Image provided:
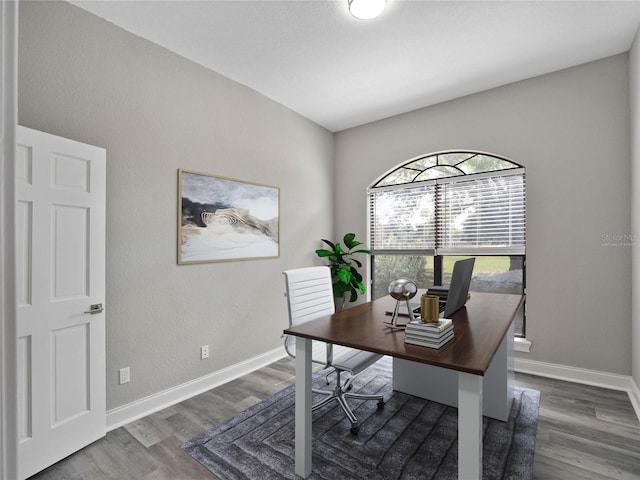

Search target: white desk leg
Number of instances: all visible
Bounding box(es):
[458,372,482,479]
[295,337,312,478]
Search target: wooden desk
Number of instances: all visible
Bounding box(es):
[283,291,524,479]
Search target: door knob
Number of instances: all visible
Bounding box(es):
[84,303,104,314]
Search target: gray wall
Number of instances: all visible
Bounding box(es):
[631,28,640,388]
[336,55,632,375]
[17,0,636,411]
[18,1,334,410]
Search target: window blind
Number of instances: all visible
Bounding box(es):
[369,183,436,251]
[437,172,525,255]
[369,169,525,255]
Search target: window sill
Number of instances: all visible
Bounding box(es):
[515,337,531,353]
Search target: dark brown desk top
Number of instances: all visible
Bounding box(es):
[283,292,524,376]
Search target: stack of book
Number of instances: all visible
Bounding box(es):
[404,318,454,349]
[426,285,449,301]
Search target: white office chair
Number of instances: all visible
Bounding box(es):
[283,266,384,435]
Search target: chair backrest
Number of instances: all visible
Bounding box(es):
[283,266,335,327]
[282,266,336,365]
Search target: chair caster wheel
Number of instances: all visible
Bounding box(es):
[350,425,359,435]
[377,399,385,409]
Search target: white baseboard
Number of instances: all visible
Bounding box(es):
[106,347,287,431]
[106,347,640,431]
[515,357,640,421]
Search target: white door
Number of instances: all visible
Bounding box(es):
[15,126,106,479]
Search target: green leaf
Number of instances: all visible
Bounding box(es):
[343,233,356,249]
[315,249,334,258]
[333,282,347,298]
[321,238,336,251]
[351,248,372,255]
[348,288,358,303]
[337,266,353,284]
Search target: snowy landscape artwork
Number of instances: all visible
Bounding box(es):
[178,169,280,264]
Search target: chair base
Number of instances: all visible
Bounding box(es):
[312,371,384,435]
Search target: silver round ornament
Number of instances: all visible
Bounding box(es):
[388,278,418,301]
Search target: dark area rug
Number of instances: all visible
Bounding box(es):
[182,358,540,480]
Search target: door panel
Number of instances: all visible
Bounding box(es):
[52,205,89,299]
[16,200,33,306]
[51,324,89,425]
[16,126,106,479]
[17,336,32,443]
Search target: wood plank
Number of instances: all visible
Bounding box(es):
[145,436,218,480]
[27,358,640,480]
[516,372,640,480]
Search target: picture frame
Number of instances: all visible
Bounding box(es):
[178,169,280,264]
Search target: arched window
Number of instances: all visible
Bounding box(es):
[368,151,526,336]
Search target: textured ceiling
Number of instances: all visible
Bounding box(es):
[71,0,640,131]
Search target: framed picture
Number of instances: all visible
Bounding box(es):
[178,169,280,264]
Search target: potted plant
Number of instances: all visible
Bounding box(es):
[315,233,371,310]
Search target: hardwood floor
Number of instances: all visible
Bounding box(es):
[29,358,640,480]
[516,373,640,480]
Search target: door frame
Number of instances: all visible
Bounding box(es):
[1,0,19,479]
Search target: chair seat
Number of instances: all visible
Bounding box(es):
[332,347,383,375]
[283,266,385,434]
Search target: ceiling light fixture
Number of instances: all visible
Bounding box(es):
[348,0,387,20]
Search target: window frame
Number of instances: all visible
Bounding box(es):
[368,151,526,337]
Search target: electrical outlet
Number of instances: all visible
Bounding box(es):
[119,367,130,385]
[201,345,210,360]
